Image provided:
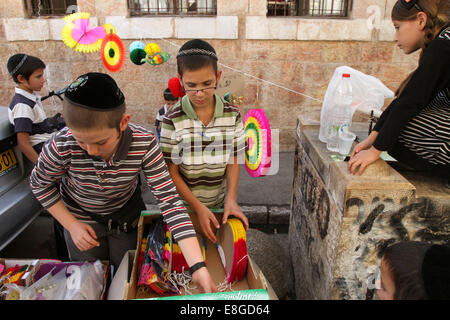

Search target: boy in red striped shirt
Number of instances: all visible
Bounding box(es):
[30,73,216,292]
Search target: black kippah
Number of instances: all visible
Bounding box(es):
[7,54,28,76]
[177,39,218,61]
[65,72,125,111]
[422,244,450,300]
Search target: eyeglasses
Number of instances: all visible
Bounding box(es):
[183,85,217,96]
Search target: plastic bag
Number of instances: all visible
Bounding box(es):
[319,66,394,143]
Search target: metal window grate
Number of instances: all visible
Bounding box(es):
[267,0,351,17]
[28,0,78,16]
[129,0,217,16]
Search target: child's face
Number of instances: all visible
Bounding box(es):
[377,258,395,300]
[70,114,130,161]
[19,68,46,93]
[165,99,178,109]
[180,66,222,110]
[392,17,426,54]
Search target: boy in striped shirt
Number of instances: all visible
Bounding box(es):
[160,39,248,243]
[30,72,216,292]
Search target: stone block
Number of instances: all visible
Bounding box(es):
[269,206,290,225]
[241,206,268,225]
[289,119,450,300]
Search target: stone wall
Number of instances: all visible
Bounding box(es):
[0,0,419,151]
[289,117,450,300]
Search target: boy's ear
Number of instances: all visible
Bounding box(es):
[119,113,131,132]
[16,74,27,84]
[216,70,222,83]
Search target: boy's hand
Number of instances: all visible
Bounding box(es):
[223,199,249,231]
[196,204,220,243]
[191,267,218,293]
[68,221,100,251]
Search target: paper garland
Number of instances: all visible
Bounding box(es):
[100,32,125,72]
[217,218,248,284]
[243,109,272,177]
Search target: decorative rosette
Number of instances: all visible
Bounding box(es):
[243,109,272,177]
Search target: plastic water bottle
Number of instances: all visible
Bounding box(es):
[326,73,353,153]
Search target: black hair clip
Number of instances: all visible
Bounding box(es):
[400,0,423,11]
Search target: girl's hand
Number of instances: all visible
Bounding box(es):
[196,204,220,243]
[348,146,382,176]
[68,220,100,251]
[350,131,378,158]
[191,266,218,293]
[223,199,249,231]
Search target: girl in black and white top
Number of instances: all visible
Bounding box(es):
[348,0,449,179]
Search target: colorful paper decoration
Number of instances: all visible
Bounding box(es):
[143,52,171,65]
[130,48,147,65]
[129,41,145,52]
[61,12,114,53]
[100,31,125,72]
[145,43,161,57]
[243,109,272,177]
[168,77,185,98]
[217,218,248,284]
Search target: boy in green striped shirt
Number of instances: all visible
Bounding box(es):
[160,39,248,243]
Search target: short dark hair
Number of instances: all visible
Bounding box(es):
[382,241,431,300]
[62,72,126,131]
[176,39,218,76]
[163,88,177,101]
[63,100,126,131]
[7,54,46,84]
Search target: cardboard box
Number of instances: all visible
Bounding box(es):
[0,258,110,300]
[107,213,278,300]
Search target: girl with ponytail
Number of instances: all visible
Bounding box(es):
[348,0,449,181]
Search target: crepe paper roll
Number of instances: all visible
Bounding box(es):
[217,218,248,284]
[243,109,272,177]
[100,32,125,72]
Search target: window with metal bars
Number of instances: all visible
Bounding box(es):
[129,0,217,16]
[25,0,78,16]
[267,0,352,17]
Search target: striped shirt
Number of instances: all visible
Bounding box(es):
[29,123,196,241]
[8,87,54,146]
[160,94,245,208]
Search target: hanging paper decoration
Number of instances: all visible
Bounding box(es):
[143,52,171,65]
[129,41,145,52]
[100,31,125,72]
[217,218,248,284]
[145,42,161,57]
[61,12,115,53]
[168,77,185,98]
[243,109,272,177]
[130,48,147,65]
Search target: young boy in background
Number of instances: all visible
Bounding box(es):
[155,87,178,140]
